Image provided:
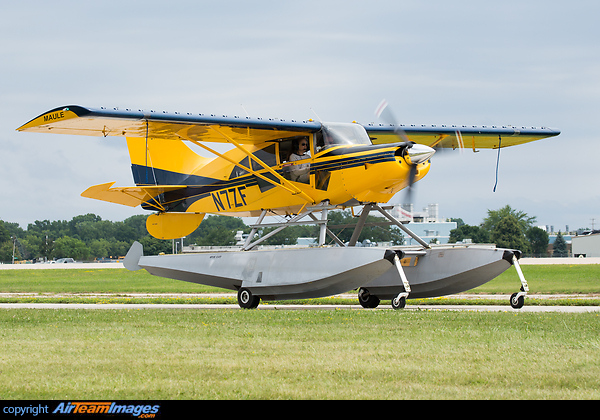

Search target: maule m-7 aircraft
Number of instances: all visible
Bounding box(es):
[18,104,559,309]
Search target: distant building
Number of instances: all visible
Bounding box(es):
[402,221,458,245]
[296,237,317,246]
[381,204,457,245]
[234,230,248,246]
[572,233,600,257]
[389,203,440,223]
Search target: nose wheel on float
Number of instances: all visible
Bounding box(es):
[358,250,531,311]
[389,250,410,310]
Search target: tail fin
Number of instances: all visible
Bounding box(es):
[126,137,212,185]
[123,241,144,271]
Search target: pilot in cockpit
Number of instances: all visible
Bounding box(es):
[288,137,311,183]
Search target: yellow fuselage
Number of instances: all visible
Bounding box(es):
[127,135,430,218]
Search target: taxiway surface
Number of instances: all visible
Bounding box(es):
[0,302,597,313]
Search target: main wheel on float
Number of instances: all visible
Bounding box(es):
[358,288,380,309]
[237,288,260,309]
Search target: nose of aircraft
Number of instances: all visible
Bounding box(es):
[405,144,436,165]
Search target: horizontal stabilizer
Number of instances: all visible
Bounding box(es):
[81,182,186,208]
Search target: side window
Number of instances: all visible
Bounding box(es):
[229,144,277,179]
[278,139,294,163]
[251,144,276,170]
[278,136,311,163]
[230,156,250,178]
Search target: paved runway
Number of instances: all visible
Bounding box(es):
[0,302,598,312]
[1,292,598,312]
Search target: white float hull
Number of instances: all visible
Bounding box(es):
[363,244,516,299]
[124,242,517,302]
[125,243,393,301]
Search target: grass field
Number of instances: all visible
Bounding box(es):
[1,264,599,294]
[0,264,599,306]
[1,265,599,399]
[473,264,600,294]
[1,308,599,399]
[0,268,213,294]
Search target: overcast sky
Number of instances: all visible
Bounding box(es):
[2,0,599,232]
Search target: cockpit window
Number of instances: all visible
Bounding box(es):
[316,123,372,152]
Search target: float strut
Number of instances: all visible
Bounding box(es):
[386,250,411,309]
[513,255,529,301]
[508,253,529,309]
[318,200,329,246]
[242,209,267,250]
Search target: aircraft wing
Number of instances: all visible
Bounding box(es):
[81,182,187,208]
[17,105,560,149]
[17,105,322,144]
[365,124,560,149]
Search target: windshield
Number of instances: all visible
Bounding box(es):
[319,123,372,149]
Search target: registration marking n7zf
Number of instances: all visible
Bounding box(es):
[212,186,247,211]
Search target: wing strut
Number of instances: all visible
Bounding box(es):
[208,125,315,203]
[180,126,315,204]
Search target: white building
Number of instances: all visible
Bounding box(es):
[572,233,600,257]
[381,204,457,245]
[389,203,440,223]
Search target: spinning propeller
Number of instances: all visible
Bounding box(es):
[375,100,435,205]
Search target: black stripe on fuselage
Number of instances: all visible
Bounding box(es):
[135,145,399,210]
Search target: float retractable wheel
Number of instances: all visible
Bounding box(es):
[391,295,406,310]
[510,292,525,309]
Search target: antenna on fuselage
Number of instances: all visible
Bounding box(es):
[309,108,323,123]
[240,104,250,118]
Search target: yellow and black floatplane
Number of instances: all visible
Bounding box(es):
[18,104,559,308]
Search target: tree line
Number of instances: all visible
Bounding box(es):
[0,210,404,263]
[0,214,158,263]
[448,205,559,257]
[0,204,557,263]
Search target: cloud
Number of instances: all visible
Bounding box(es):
[1,0,598,230]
